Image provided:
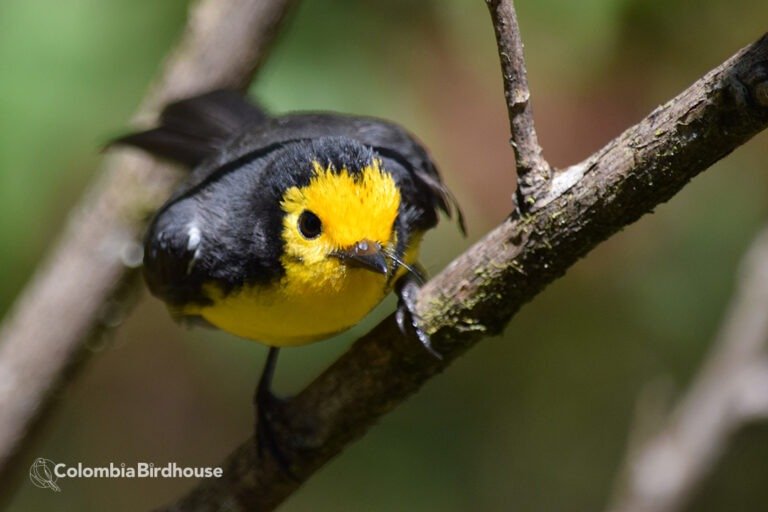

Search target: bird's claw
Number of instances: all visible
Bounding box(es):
[396,275,442,360]
[254,387,298,479]
[255,392,282,462]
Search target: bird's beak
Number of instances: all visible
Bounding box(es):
[331,240,388,275]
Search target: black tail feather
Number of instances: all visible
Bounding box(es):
[112,90,269,167]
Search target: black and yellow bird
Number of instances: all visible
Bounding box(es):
[115,90,463,464]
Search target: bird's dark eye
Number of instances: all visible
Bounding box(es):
[298,210,322,239]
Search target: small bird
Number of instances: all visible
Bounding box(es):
[115,90,463,467]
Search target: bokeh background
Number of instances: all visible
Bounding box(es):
[2,0,768,510]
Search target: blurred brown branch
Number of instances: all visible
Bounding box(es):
[485,0,551,209]
[0,0,296,494]
[608,225,768,512]
[160,25,768,512]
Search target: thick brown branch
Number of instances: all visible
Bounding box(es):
[607,226,768,512]
[485,0,551,208]
[161,33,768,512]
[0,0,296,487]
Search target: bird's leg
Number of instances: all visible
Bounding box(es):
[395,267,442,360]
[254,347,294,475]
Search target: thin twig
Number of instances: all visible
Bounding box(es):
[160,34,768,512]
[607,225,768,512]
[0,0,296,488]
[485,0,551,209]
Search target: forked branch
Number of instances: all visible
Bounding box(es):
[486,0,552,208]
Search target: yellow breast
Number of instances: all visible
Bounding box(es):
[194,265,388,346]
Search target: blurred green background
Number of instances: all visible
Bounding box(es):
[2,0,768,510]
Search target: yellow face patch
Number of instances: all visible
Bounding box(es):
[280,160,401,274]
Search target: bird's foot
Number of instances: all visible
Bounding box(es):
[395,275,442,360]
[254,385,298,479]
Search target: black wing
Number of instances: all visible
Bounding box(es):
[142,198,211,309]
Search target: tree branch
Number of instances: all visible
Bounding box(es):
[485,0,551,209]
[607,225,768,512]
[160,32,768,512]
[0,0,296,486]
